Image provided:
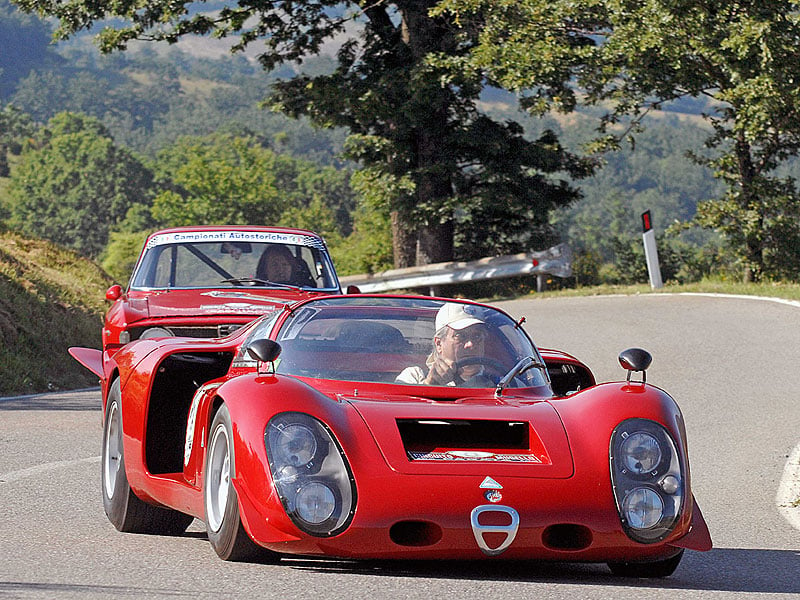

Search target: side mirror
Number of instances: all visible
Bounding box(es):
[618,348,652,383]
[105,284,123,301]
[247,339,282,364]
[346,284,361,294]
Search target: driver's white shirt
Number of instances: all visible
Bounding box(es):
[395,365,483,386]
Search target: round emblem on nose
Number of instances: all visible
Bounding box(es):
[485,490,503,503]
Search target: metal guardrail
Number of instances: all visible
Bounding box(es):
[339,243,572,294]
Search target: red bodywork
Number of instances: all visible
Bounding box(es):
[73,294,711,565]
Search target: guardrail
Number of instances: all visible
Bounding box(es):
[339,243,572,294]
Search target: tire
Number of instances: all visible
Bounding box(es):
[607,549,684,578]
[102,379,194,535]
[204,404,278,562]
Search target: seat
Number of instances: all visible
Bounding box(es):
[334,321,410,353]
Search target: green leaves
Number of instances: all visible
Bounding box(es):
[7,112,153,257]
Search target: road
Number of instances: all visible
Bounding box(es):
[1,294,798,599]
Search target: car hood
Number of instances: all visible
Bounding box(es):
[126,288,296,319]
[347,394,574,478]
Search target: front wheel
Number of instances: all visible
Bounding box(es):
[102,379,193,535]
[204,404,278,562]
[607,549,684,578]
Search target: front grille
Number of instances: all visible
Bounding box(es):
[163,324,244,339]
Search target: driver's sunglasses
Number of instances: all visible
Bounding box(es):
[452,329,487,344]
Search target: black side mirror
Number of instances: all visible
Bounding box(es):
[618,348,652,383]
[247,339,282,364]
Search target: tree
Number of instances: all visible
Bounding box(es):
[7,112,154,256]
[437,0,800,281]
[14,0,592,268]
[0,104,34,179]
[150,133,285,226]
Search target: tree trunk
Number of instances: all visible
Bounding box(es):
[417,219,454,265]
[400,1,455,267]
[391,210,417,268]
[735,135,763,282]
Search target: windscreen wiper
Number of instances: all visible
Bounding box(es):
[221,277,302,291]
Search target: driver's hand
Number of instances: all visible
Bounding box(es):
[425,354,457,385]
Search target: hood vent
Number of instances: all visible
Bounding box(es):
[398,418,541,463]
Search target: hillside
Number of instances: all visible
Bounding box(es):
[0,230,112,396]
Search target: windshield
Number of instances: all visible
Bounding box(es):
[129,232,338,291]
[244,296,549,390]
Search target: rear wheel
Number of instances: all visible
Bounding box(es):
[607,549,684,578]
[204,404,278,562]
[102,379,193,535]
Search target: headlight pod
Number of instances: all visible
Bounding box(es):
[265,412,356,537]
[610,418,684,543]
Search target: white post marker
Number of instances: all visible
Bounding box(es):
[641,210,663,289]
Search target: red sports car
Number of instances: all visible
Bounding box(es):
[102,225,341,356]
[70,295,711,577]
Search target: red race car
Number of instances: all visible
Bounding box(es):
[102,225,342,357]
[70,295,711,577]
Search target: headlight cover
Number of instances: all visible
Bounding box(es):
[265,412,356,537]
[610,418,684,543]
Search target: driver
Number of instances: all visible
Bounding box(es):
[396,303,490,386]
[256,244,297,284]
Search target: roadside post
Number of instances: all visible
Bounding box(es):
[641,210,663,289]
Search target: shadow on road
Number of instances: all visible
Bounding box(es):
[0,388,100,411]
[280,547,799,593]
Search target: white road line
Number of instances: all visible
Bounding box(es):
[0,456,101,483]
[777,443,800,531]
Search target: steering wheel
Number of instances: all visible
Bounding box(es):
[452,356,507,386]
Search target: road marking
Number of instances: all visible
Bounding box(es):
[0,456,101,484]
[777,442,800,531]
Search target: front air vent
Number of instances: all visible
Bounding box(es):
[397,419,533,464]
[542,524,593,550]
[389,521,443,547]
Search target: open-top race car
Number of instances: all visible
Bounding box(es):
[101,225,341,358]
[70,294,711,577]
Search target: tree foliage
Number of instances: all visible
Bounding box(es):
[14,0,593,268]
[7,112,154,257]
[438,0,800,281]
[0,104,35,179]
[150,133,283,226]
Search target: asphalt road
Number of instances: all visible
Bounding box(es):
[1,294,798,599]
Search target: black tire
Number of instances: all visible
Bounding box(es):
[102,378,194,535]
[607,549,684,578]
[204,404,279,562]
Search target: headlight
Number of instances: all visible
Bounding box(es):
[274,424,317,467]
[610,418,683,543]
[139,327,173,340]
[619,432,663,475]
[265,412,356,537]
[622,487,664,529]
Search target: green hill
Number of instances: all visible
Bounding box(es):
[0,230,112,396]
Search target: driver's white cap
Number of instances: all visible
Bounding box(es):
[435,303,484,332]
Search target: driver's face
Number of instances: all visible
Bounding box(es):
[265,253,293,282]
[436,325,486,369]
